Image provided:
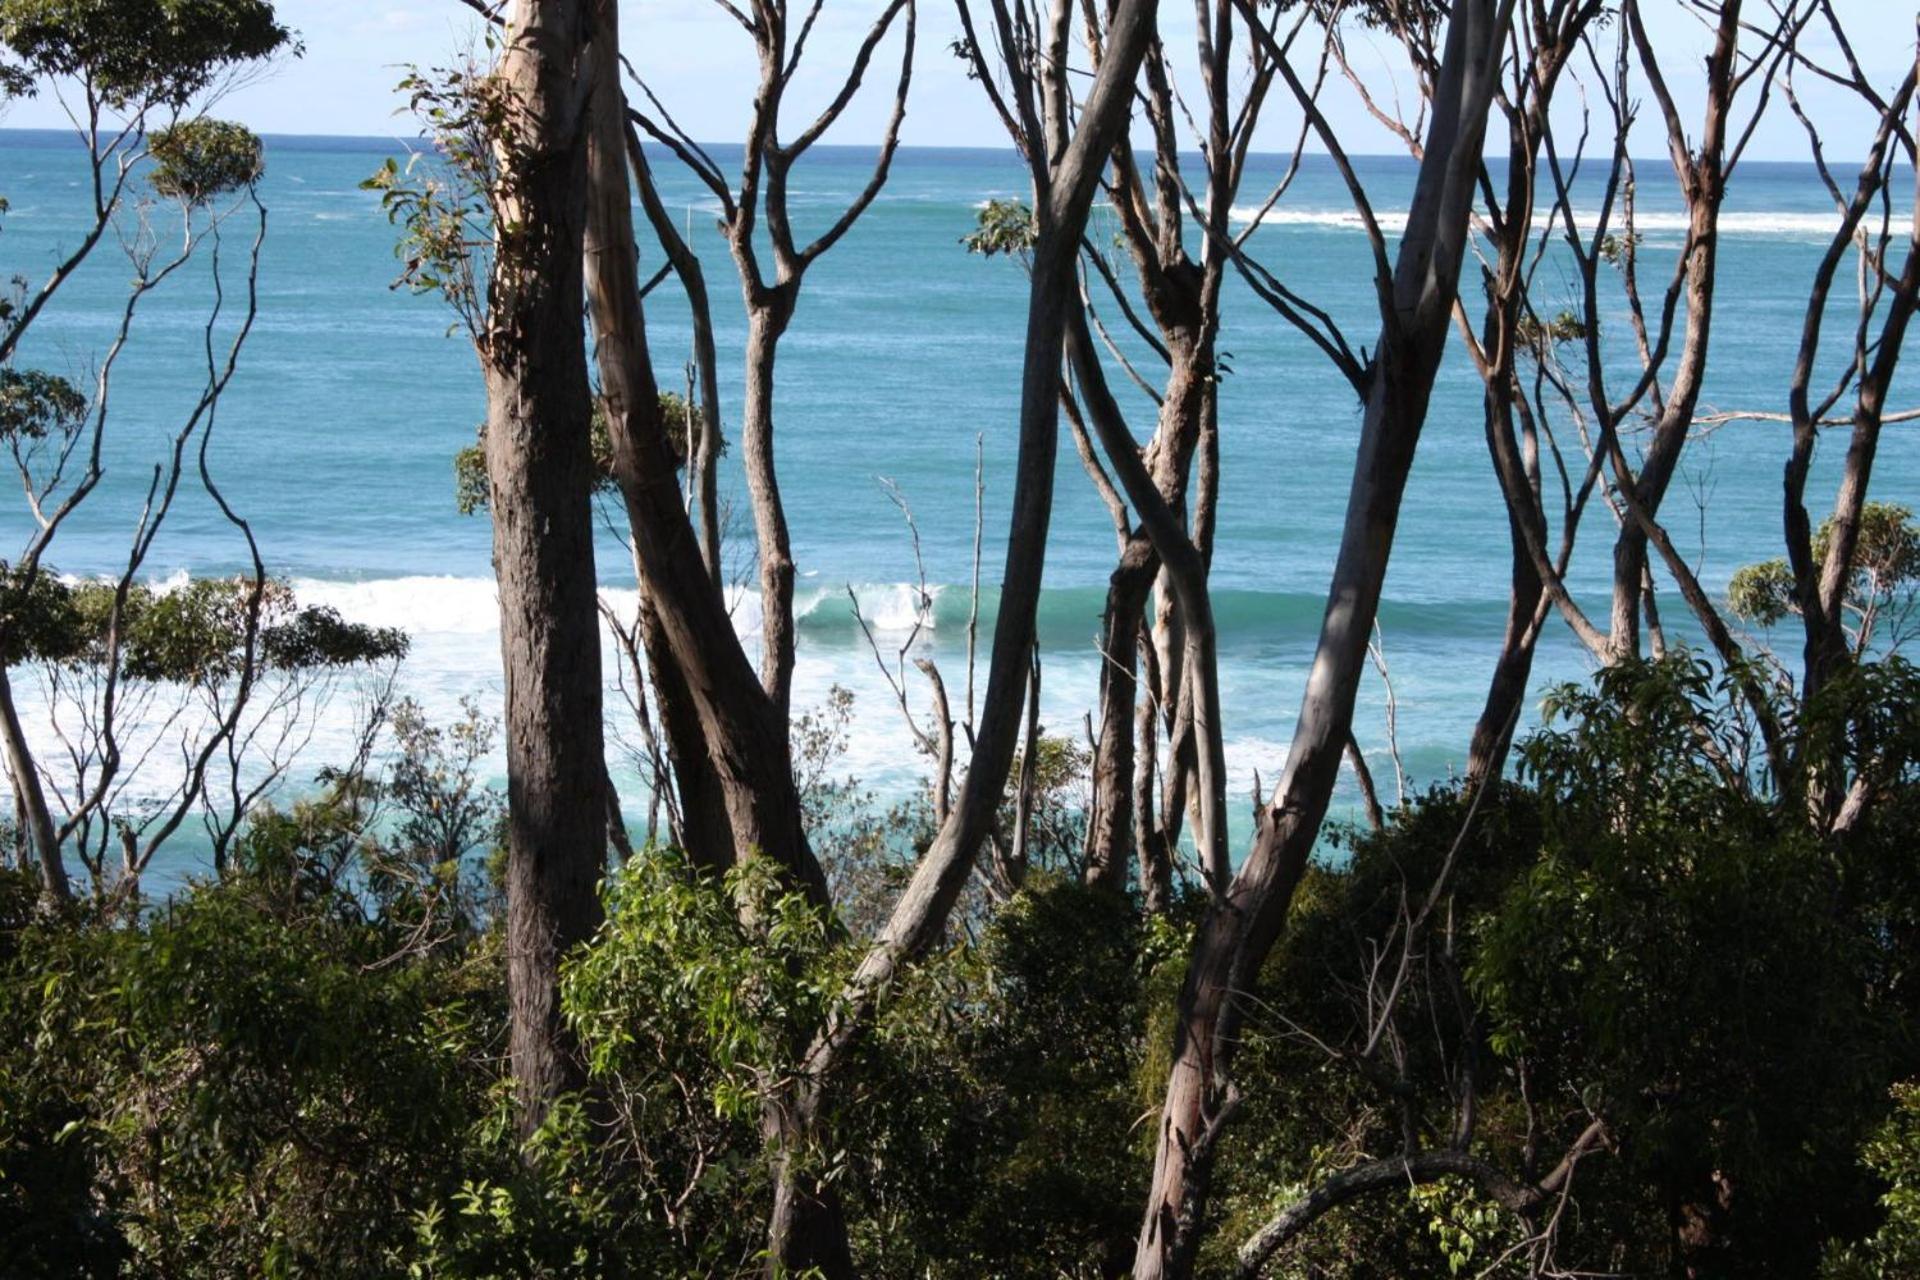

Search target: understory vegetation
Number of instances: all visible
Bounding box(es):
[4,656,1919,1277]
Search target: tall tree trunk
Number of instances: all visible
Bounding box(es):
[1464,8,1597,781]
[634,596,736,870]
[1134,4,1512,1272]
[483,0,609,1133]
[624,121,725,584]
[1467,536,1545,782]
[1606,0,1737,659]
[757,0,1163,1265]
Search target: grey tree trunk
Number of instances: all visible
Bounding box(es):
[1605,0,1738,659]
[740,301,800,718]
[756,0,1163,1267]
[0,666,68,904]
[1133,3,1513,1272]
[1463,5,1598,782]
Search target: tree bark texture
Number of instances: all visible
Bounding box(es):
[484,0,610,1134]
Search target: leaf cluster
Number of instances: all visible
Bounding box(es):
[0,569,408,679]
[451,392,709,516]
[1730,502,1920,639]
[146,117,263,204]
[0,367,86,442]
[0,0,292,109]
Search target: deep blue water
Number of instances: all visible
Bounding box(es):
[2,128,1912,875]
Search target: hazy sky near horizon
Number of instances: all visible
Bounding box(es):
[1,1,1911,162]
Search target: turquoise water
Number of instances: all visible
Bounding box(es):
[3,129,1913,874]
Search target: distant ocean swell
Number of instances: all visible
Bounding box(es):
[291,574,1518,651]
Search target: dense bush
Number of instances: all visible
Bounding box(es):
[1,659,1917,1276]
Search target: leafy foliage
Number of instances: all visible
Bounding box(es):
[0,367,86,442]
[0,0,292,108]
[146,117,264,203]
[0,575,401,687]
[961,198,1037,260]
[0,573,407,680]
[1826,1083,1920,1278]
[1730,502,1920,653]
[451,394,708,516]
[2,658,1917,1276]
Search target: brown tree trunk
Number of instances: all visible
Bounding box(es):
[1134,645,1174,912]
[634,596,735,871]
[1467,542,1545,782]
[581,0,829,911]
[624,121,725,584]
[482,0,610,1133]
[1085,537,1154,892]
[1134,3,1511,1271]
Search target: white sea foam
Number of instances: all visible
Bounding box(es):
[9,572,1378,881]
[1228,204,1883,238]
[291,574,505,634]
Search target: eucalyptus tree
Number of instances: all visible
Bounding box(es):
[1069,0,1278,904]
[1130,2,1518,1272]
[0,1,293,906]
[629,0,915,724]
[407,0,613,1129]
[1761,5,1918,830]
[1475,1,1795,669]
[1,574,405,898]
[1441,0,1610,782]
[711,0,1171,1266]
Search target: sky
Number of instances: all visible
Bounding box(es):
[1,0,1911,161]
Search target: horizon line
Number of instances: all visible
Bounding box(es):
[0,125,1864,169]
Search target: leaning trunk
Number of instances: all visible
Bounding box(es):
[1134,3,1510,1270]
[583,2,828,908]
[759,0,1164,1264]
[0,666,68,904]
[634,596,736,871]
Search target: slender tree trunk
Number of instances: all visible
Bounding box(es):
[624,121,725,584]
[483,0,609,1133]
[759,0,1163,1264]
[1083,326,1212,891]
[0,666,68,905]
[1467,553,1545,782]
[1135,632,1174,911]
[1134,4,1511,1271]
[1607,0,1736,659]
[1066,317,1230,890]
[634,596,735,870]
[742,300,800,718]
[1086,538,1154,892]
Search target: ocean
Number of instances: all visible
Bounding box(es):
[2,128,1913,881]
